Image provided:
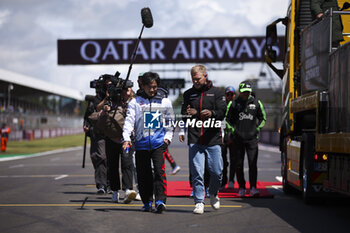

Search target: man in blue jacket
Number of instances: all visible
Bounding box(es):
[122,72,174,213]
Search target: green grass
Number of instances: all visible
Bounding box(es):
[0,134,87,157]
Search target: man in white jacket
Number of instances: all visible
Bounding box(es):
[122,72,174,213]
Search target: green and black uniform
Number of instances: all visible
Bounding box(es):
[226,95,266,189]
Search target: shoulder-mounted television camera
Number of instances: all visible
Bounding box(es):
[90,75,107,98]
[90,71,133,103]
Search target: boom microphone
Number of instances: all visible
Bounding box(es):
[124,7,153,83]
[141,7,153,28]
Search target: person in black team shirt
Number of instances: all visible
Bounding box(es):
[179,64,226,214]
[222,86,237,189]
[226,81,266,197]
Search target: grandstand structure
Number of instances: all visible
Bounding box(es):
[0,68,84,140]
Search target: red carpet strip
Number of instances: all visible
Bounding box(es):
[167,181,281,198]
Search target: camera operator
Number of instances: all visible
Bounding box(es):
[95,75,137,203]
[83,88,108,195]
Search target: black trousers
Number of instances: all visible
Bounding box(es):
[135,144,167,204]
[235,138,259,189]
[221,141,238,187]
[121,148,134,191]
[228,141,238,183]
[221,144,229,187]
[90,133,107,190]
[105,138,134,191]
[164,149,177,168]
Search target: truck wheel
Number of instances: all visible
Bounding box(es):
[302,157,313,203]
[301,133,315,204]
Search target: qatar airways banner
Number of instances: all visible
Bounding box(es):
[57,36,284,65]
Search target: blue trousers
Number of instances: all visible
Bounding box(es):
[189,144,223,204]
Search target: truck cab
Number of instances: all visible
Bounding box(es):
[265,0,350,203]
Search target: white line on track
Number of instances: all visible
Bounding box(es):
[54,175,68,180]
[0,146,83,162]
[50,157,61,161]
[0,174,92,178]
[9,164,24,169]
[272,185,283,192]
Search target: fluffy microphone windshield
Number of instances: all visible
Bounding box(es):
[141,7,153,28]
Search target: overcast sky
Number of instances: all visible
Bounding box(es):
[0,0,289,99]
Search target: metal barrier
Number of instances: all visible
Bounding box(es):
[9,128,83,141]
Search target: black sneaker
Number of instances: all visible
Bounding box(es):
[97,187,106,195]
[154,200,166,214]
[106,187,113,194]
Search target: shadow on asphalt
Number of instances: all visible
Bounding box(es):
[227,190,350,233]
[69,199,111,203]
[93,208,191,213]
[63,191,97,195]
[63,183,91,186]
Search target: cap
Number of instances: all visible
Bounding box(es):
[138,72,145,79]
[225,86,235,94]
[239,81,252,93]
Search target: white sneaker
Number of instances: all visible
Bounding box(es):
[169,165,181,175]
[238,188,246,197]
[111,191,119,203]
[228,181,234,189]
[210,195,220,210]
[135,193,141,201]
[250,187,260,197]
[193,203,204,214]
[124,190,137,204]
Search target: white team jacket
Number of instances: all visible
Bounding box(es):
[122,92,174,151]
